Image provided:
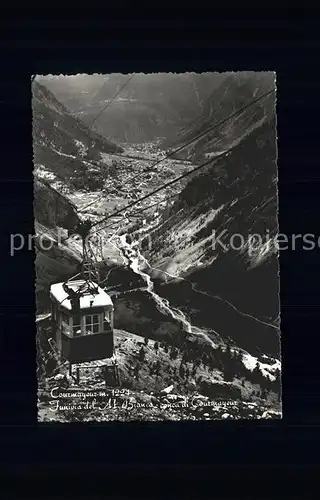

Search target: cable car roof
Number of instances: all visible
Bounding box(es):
[50,280,113,311]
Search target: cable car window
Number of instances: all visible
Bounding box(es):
[73,315,82,337]
[85,314,100,334]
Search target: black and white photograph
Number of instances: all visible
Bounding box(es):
[32,71,281,422]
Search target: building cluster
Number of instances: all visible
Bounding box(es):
[102,147,179,221]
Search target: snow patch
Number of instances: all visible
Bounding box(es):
[74,139,88,158]
[242,353,281,381]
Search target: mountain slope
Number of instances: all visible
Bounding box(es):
[37,327,281,422]
[34,178,79,230]
[32,80,123,190]
[141,111,279,358]
[32,80,123,309]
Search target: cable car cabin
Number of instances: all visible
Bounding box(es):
[50,280,114,364]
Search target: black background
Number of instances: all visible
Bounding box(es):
[0,7,319,498]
